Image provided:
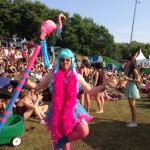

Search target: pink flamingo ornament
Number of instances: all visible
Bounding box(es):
[40,13,66,40]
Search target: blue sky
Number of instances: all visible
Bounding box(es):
[33,0,150,43]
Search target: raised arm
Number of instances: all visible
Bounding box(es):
[78,73,112,96]
[26,72,51,91]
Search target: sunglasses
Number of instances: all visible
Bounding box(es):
[60,58,71,62]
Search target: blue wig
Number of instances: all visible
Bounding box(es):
[54,49,77,75]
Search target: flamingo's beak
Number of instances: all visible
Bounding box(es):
[40,28,47,40]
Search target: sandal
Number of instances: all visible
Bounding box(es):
[26,126,36,132]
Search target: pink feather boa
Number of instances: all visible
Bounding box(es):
[50,69,77,142]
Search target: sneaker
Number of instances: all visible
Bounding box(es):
[126,122,137,127]
[52,142,62,150]
[40,119,45,124]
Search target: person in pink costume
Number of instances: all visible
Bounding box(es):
[25,49,113,150]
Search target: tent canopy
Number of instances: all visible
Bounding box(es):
[136,50,149,65]
[103,56,122,71]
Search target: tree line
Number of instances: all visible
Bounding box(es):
[0,0,150,59]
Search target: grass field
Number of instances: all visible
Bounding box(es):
[0,92,150,150]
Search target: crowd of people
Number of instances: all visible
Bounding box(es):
[0,43,54,121]
[0,44,56,79]
[0,43,150,149]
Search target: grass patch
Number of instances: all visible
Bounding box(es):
[0,92,150,150]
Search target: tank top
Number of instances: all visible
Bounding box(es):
[83,71,90,83]
[96,70,103,86]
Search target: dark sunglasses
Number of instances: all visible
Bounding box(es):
[60,58,71,62]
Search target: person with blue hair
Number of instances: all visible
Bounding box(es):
[26,48,112,150]
[54,49,77,74]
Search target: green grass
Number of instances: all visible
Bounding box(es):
[0,92,150,150]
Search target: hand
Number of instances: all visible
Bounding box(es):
[103,75,113,86]
[108,75,114,83]
[124,76,128,80]
[25,77,30,86]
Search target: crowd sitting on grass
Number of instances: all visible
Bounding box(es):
[0,44,150,124]
[16,88,48,124]
[0,44,56,79]
[0,43,54,121]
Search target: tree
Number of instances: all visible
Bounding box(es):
[0,0,12,36]
[0,0,149,59]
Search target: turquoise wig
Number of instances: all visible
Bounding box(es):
[54,49,77,75]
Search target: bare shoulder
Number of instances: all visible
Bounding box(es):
[77,73,85,83]
[133,68,139,75]
[77,73,82,80]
